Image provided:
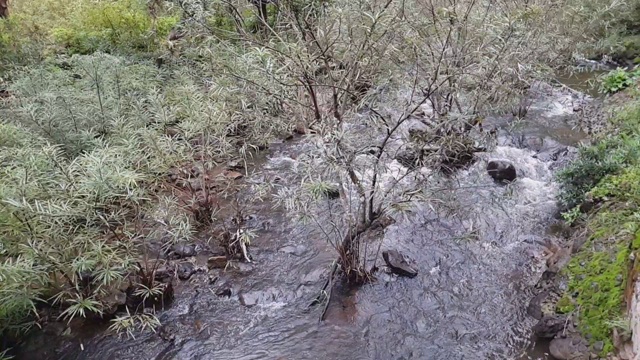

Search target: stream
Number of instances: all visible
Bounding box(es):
[15,81,599,360]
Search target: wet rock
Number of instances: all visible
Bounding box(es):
[207,256,228,269]
[239,291,261,307]
[535,146,569,162]
[171,243,197,258]
[549,336,589,360]
[158,323,177,341]
[487,160,517,183]
[234,262,254,273]
[301,268,325,285]
[154,266,172,282]
[533,314,568,338]
[382,250,418,278]
[279,244,307,256]
[177,262,196,280]
[216,284,232,297]
[515,134,545,152]
[528,290,550,320]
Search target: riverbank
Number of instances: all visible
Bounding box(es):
[527,76,640,359]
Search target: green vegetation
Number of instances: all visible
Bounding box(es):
[558,89,640,355]
[0,0,178,68]
[3,0,640,353]
[599,67,640,94]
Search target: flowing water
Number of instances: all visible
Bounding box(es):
[15,83,597,360]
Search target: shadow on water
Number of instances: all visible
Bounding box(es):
[14,79,602,360]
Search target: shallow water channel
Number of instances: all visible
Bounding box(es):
[16,82,597,360]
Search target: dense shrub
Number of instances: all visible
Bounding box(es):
[0,0,178,62]
[51,0,178,54]
[0,52,290,335]
[599,67,640,94]
[557,136,640,208]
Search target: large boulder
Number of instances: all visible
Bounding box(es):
[487,160,517,183]
[548,336,589,360]
[382,250,418,278]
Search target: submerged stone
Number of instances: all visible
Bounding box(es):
[382,250,418,278]
[487,159,517,183]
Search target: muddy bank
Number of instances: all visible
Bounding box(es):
[13,82,594,360]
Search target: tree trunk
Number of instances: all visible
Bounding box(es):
[0,0,8,18]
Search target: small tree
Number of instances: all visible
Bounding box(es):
[190,0,578,286]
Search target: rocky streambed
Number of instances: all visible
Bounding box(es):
[14,82,600,360]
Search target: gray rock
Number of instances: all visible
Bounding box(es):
[527,290,549,320]
[103,289,127,314]
[154,266,171,282]
[533,314,567,338]
[592,340,604,352]
[549,337,589,360]
[382,250,418,278]
[171,243,197,258]
[301,268,325,285]
[216,283,232,297]
[177,262,196,280]
[234,262,254,273]
[279,244,307,256]
[535,146,569,162]
[239,291,261,307]
[487,160,517,183]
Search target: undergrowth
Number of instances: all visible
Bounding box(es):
[0,50,289,338]
[558,89,640,355]
[0,0,178,61]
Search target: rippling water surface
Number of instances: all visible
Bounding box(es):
[17,84,593,360]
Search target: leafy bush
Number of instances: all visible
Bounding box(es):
[0,52,290,335]
[599,68,640,94]
[7,55,164,156]
[51,0,178,54]
[557,136,640,208]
